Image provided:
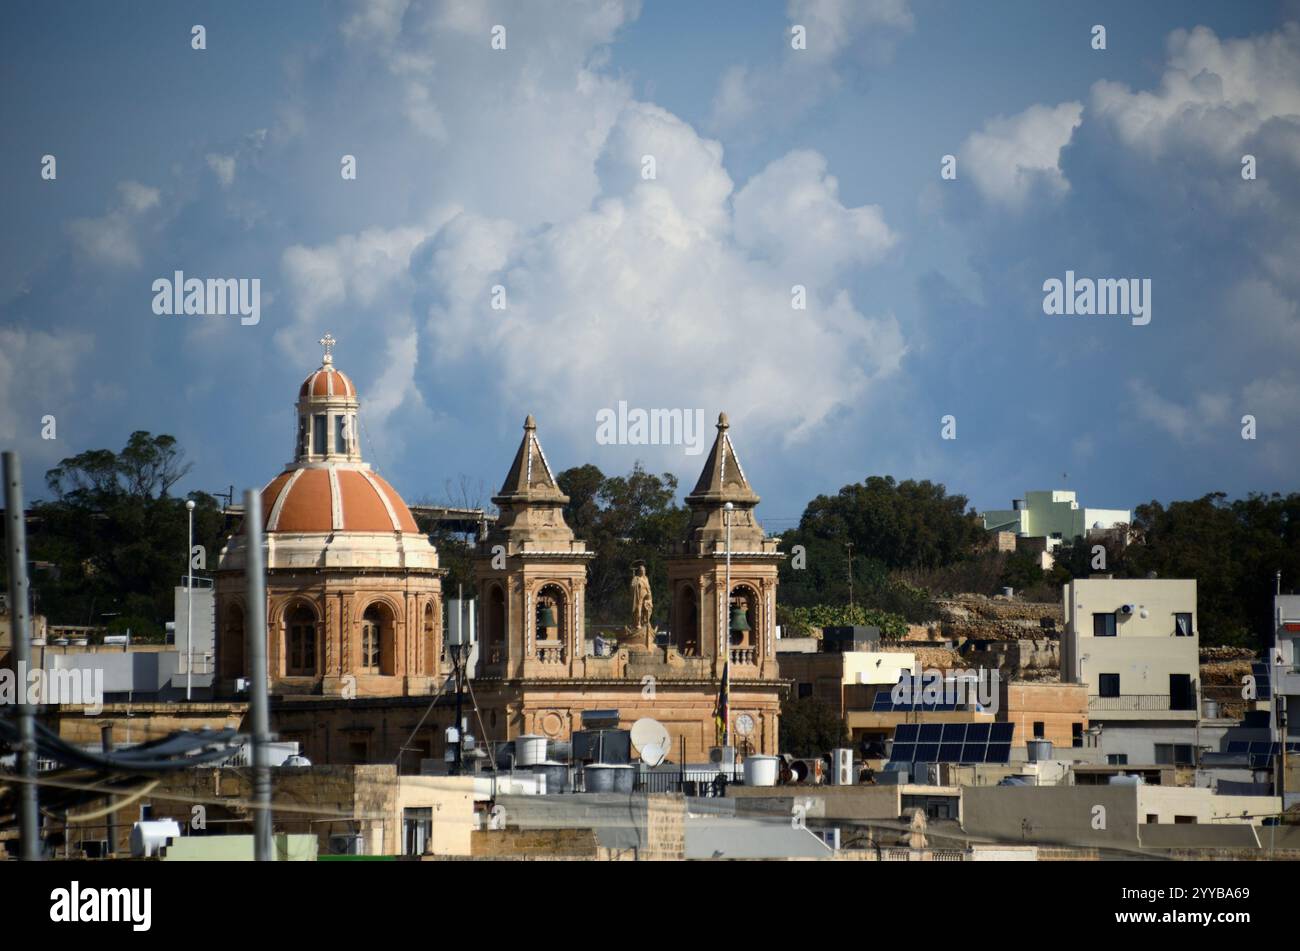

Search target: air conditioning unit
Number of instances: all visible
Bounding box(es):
[328,833,363,855]
[830,748,854,786]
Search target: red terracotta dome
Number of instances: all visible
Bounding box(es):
[260,467,419,534]
[299,366,357,399]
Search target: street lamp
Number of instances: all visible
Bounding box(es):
[186,499,195,701]
[723,501,734,750]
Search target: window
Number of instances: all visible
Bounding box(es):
[403,807,433,856]
[1155,743,1194,766]
[1092,613,1117,637]
[1174,612,1193,637]
[348,738,368,763]
[335,414,348,455]
[313,414,327,455]
[361,605,386,673]
[1107,754,1128,765]
[1072,723,1083,748]
[287,605,316,676]
[1145,814,1159,824]
[1033,721,1045,739]
[798,683,813,699]
[1098,673,1120,697]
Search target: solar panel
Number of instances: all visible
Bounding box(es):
[889,744,915,763]
[894,723,919,743]
[884,721,1013,764]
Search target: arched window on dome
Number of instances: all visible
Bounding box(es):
[312,414,327,457]
[361,602,395,676]
[287,604,317,676]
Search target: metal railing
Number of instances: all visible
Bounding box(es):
[1087,694,1196,712]
[634,769,741,796]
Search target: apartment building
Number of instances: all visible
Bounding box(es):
[1061,577,1201,766]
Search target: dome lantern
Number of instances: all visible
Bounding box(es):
[295,331,362,464]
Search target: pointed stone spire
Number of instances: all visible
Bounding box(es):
[679,412,771,553]
[686,412,759,506]
[495,414,565,502]
[488,415,578,550]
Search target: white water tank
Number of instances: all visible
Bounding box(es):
[515,734,547,767]
[130,820,182,857]
[743,755,779,787]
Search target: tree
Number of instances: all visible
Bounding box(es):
[778,475,981,611]
[779,697,848,758]
[3,433,220,642]
[554,462,689,625]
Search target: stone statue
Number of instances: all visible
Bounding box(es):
[630,565,654,647]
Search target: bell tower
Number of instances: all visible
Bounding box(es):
[473,416,594,681]
[666,413,783,679]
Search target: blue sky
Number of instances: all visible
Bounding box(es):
[3,0,1299,531]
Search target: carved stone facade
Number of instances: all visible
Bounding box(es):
[467,412,786,762]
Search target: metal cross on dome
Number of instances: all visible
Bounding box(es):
[319,332,336,366]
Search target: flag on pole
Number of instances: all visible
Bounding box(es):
[713,661,730,748]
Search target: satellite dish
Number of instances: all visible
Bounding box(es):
[631,718,671,767]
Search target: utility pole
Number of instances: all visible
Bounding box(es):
[244,489,273,862]
[185,499,195,700]
[452,641,465,776]
[3,453,39,860]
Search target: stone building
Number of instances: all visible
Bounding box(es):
[212,343,784,766]
[469,411,787,762]
[214,337,444,699]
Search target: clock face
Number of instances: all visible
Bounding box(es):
[735,714,754,737]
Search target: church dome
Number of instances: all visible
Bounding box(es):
[299,366,357,399]
[260,467,419,534]
[219,333,436,572]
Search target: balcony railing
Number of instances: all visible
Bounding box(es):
[1088,694,1196,712]
[537,647,566,664]
[730,648,757,666]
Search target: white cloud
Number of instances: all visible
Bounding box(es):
[0,327,94,445]
[66,181,161,268]
[1127,380,1231,443]
[1090,24,1300,162]
[206,153,237,188]
[961,102,1083,209]
[709,0,913,134]
[733,149,897,283]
